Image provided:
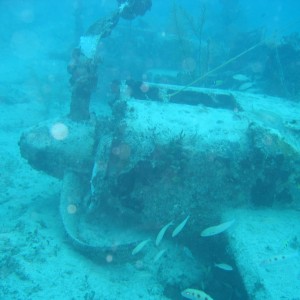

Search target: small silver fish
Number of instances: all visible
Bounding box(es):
[131,238,151,255]
[239,81,253,91]
[154,249,167,262]
[181,288,213,300]
[233,74,250,81]
[214,263,233,271]
[155,221,173,246]
[172,215,190,237]
[201,219,235,237]
[183,246,195,261]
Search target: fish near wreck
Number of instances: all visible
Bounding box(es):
[214,263,233,271]
[131,238,151,255]
[201,219,235,237]
[181,288,213,300]
[154,248,167,262]
[155,221,173,246]
[172,215,190,238]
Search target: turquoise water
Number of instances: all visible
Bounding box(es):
[1,1,300,299]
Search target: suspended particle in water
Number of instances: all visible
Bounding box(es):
[50,122,69,140]
[140,82,150,93]
[233,106,239,113]
[262,134,273,147]
[112,144,131,160]
[97,160,108,172]
[182,57,197,73]
[250,61,264,74]
[135,260,144,270]
[160,31,166,38]
[67,204,77,214]
[106,254,113,263]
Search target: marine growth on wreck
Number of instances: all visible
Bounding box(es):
[1,1,300,299]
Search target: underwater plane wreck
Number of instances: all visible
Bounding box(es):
[18,1,300,299]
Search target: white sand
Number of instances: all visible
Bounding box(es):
[225,208,300,300]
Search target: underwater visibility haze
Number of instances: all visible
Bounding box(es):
[1,0,300,299]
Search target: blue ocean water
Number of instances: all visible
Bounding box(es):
[1,1,300,299]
